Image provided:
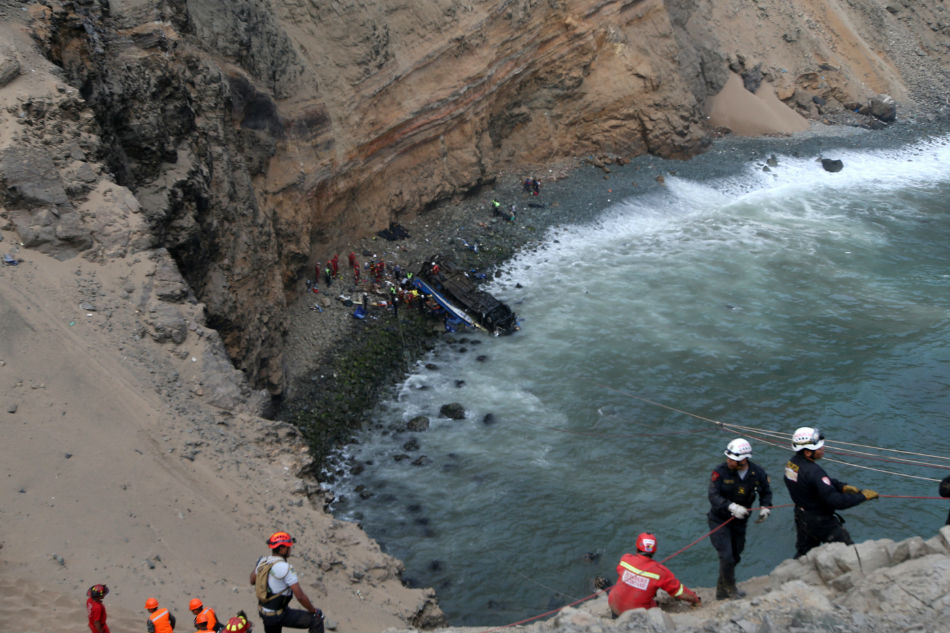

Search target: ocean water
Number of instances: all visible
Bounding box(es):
[329,130,950,626]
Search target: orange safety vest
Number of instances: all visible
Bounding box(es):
[194,607,217,631]
[148,608,174,633]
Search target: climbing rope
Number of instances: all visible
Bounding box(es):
[603,387,949,483]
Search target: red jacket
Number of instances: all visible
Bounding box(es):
[608,553,689,613]
[87,597,110,633]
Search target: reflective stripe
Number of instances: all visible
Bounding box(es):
[673,584,685,597]
[619,560,661,580]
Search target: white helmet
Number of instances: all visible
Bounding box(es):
[792,426,825,451]
[724,438,752,461]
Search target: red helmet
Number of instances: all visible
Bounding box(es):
[145,597,159,610]
[636,532,658,554]
[225,615,250,632]
[189,598,203,611]
[267,531,295,549]
[87,584,109,600]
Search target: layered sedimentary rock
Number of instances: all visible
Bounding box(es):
[6,0,947,393]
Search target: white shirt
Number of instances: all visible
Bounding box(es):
[256,556,299,596]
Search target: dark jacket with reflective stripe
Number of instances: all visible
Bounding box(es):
[784,451,865,515]
[707,461,773,520]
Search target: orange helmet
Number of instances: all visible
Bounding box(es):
[189,598,203,611]
[266,531,295,549]
[145,597,159,610]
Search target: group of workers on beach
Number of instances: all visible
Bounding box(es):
[607,426,884,616]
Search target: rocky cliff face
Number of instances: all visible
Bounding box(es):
[3,0,947,394]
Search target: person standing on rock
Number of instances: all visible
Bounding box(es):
[86,584,110,633]
[784,426,878,557]
[707,438,773,600]
[607,532,701,616]
[250,531,325,633]
[939,474,950,525]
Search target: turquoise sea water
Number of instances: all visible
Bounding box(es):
[330,131,950,625]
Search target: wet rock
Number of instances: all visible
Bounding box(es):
[411,455,431,466]
[482,413,496,425]
[402,438,419,452]
[439,402,465,419]
[406,415,429,431]
[821,158,843,172]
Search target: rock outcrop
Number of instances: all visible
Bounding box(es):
[3,0,948,396]
[395,528,950,633]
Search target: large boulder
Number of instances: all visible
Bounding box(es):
[868,94,897,122]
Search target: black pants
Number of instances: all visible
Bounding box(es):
[708,514,748,567]
[260,608,324,633]
[794,508,852,558]
[709,514,747,593]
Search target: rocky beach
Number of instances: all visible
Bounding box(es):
[1,0,948,632]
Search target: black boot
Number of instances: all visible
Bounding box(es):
[715,573,729,600]
[718,560,746,599]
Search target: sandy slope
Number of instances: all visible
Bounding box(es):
[0,241,436,632]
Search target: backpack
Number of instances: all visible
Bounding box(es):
[254,558,278,605]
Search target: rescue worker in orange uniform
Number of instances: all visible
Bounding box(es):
[189,598,221,632]
[607,532,701,616]
[145,597,176,633]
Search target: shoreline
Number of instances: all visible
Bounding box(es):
[278,114,950,483]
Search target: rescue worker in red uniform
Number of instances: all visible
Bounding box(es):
[189,598,221,632]
[86,584,110,633]
[784,426,878,558]
[707,438,773,600]
[607,532,701,616]
[145,597,176,633]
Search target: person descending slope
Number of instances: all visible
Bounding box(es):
[145,598,176,633]
[251,531,325,633]
[189,598,223,632]
[607,532,701,616]
[86,584,110,633]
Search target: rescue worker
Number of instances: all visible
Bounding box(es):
[145,597,176,633]
[250,531,325,633]
[607,532,701,616]
[784,426,878,557]
[86,584,110,633]
[189,598,221,632]
[939,474,950,525]
[224,612,252,632]
[707,437,772,599]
